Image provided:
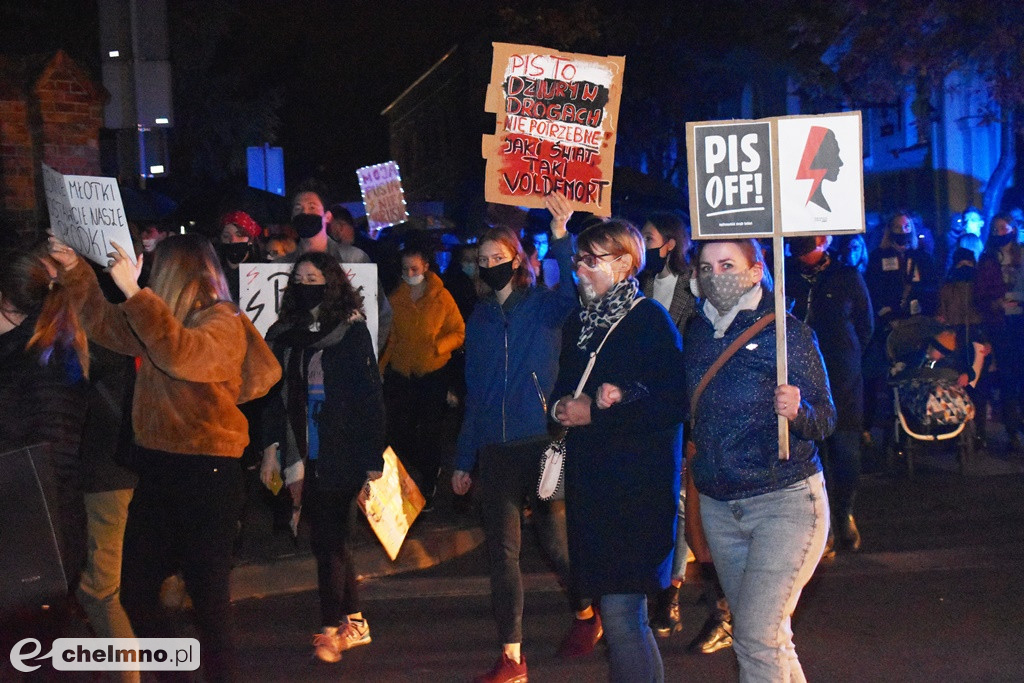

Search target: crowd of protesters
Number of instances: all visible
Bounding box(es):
[3,184,1024,682]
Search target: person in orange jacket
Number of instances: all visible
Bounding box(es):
[379,243,465,506]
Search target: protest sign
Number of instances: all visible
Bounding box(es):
[356,161,409,232]
[687,120,775,239]
[42,165,136,266]
[686,111,865,459]
[356,447,426,561]
[237,262,380,355]
[776,112,864,234]
[482,42,624,217]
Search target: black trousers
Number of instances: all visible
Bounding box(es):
[120,448,244,682]
[478,438,588,645]
[305,460,363,626]
[385,367,450,497]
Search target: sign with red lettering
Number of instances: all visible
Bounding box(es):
[483,42,624,217]
[356,161,409,232]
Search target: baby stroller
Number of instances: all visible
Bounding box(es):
[885,318,976,477]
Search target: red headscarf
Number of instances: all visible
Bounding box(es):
[220,210,262,240]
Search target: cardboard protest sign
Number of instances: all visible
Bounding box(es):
[483,42,624,217]
[687,120,775,239]
[776,112,864,234]
[237,262,380,355]
[356,447,426,561]
[42,165,136,266]
[356,161,409,232]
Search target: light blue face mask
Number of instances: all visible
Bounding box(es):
[461,262,477,278]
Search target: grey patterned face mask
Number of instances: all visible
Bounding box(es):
[697,268,759,312]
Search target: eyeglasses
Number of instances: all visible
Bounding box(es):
[571,252,622,269]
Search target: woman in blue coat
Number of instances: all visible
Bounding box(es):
[453,195,598,683]
[551,219,687,682]
[685,238,835,681]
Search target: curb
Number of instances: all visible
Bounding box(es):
[228,520,485,603]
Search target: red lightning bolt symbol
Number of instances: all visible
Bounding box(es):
[795,126,829,206]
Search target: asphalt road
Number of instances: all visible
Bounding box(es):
[227,462,1024,682]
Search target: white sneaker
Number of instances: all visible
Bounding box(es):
[339,617,371,651]
[312,626,342,663]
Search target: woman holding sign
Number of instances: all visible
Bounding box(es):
[683,238,834,681]
[51,233,280,682]
[260,251,385,665]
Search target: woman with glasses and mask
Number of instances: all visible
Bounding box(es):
[552,219,686,682]
[454,195,597,683]
[260,252,385,664]
[684,238,834,681]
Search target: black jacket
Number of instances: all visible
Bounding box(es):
[263,317,385,489]
[786,256,873,430]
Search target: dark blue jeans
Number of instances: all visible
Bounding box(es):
[478,438,586,644]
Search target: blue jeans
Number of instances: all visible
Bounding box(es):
[700,472,828,682]
[671,483,689,579]
[600,593,663,683]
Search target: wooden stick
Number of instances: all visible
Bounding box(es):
[773,233,790,460]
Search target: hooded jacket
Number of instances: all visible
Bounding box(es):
[63,262,281,458]
[684,288,835,501]
[263,315,385,488]
[380,270,464,377]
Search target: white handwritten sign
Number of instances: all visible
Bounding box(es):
[238,262,379,354]
[42,165,136,266]
[356,447,426,561]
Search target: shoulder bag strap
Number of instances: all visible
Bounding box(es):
[689,312,775,423]
[572,297,643,398]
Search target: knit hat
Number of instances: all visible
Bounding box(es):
[221,210,263,240]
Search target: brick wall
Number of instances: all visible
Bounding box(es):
[0,51,105,247]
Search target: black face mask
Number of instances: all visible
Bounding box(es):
[479,260,515,291]
[990,232,1015,249]
[891,232,911,247]
[292,213,324,239]
[644,247,667,275]
[291,283,326,310]
[219,241,251,264]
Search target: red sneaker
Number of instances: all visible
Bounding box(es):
[556,613,603,658]
[473,653,527,683]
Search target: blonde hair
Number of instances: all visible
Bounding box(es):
[148,234,232,322]
[576,219,645,277]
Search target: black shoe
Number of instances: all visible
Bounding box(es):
[687,613,732,654]
[837,513,862,552]
[649,586,681,638]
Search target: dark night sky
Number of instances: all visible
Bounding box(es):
[0,0,504,201]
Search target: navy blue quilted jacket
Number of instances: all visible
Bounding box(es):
[684,288,835,501]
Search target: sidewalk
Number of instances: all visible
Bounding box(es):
[228,477,484,602]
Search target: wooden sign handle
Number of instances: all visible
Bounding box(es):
[773,233,790,460]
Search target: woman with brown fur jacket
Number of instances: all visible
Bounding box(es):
[53,233,280,682]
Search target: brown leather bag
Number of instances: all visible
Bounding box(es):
[684,313,775,563]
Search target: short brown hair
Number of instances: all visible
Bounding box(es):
[576,219,645,277]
